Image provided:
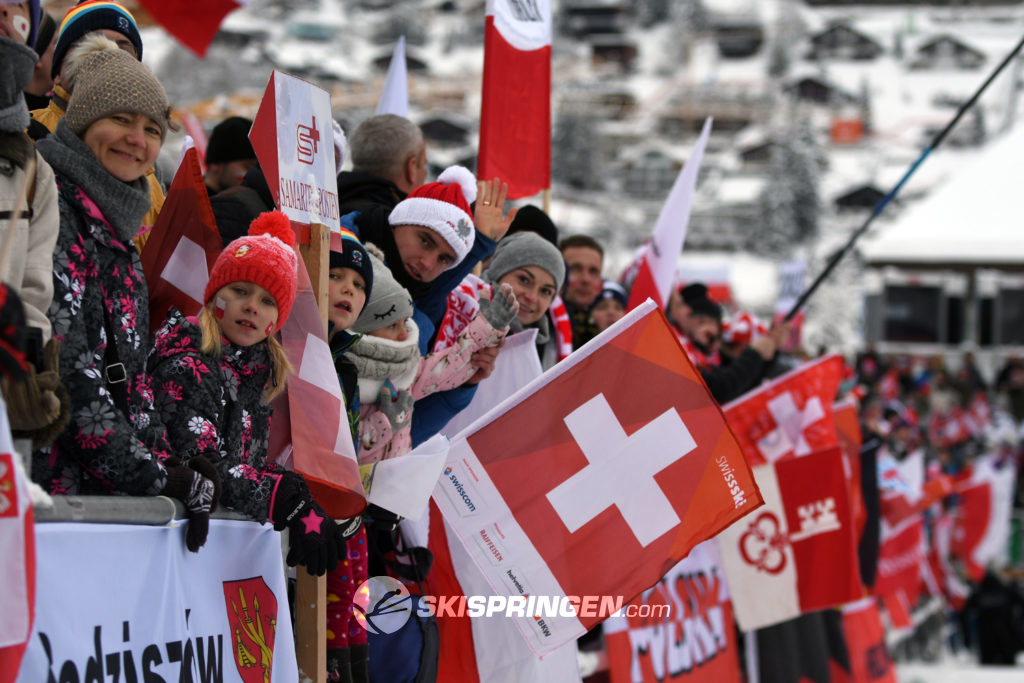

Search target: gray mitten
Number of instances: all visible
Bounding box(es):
[481,283,519,331]
[378,382,413,433]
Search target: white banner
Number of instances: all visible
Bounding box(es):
[18,520,296,683]
[266,70,340,230]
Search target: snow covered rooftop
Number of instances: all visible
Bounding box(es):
[861,120,1024,266]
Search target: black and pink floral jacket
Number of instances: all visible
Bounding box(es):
[33,122,176,497]
[148,309,282,522]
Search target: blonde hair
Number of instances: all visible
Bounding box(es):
[198,304,292,403]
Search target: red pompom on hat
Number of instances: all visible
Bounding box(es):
[388,165,477,268]
[204,211,298,331]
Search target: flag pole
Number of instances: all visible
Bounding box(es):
[784,32,1024,322]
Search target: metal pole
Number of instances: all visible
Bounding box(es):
[785,32,1024,321]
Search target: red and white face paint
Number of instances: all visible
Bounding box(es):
[0,2,31,44]
[212,282,279,348]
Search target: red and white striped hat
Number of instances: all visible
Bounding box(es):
[389,165,477,268]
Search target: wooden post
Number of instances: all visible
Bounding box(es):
[542,187,551,215]
[293,221,330,682]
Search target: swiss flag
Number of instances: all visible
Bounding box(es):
[626,119,712,313]
[950,454,1017,581]
[433,301,762,654]
[273,256,365,519]
[717,446,863,631]
[724,354,845,467]
[0,401,35,682]
[140,147,223,335]
[477,0,551,199]
[136,0,252,57]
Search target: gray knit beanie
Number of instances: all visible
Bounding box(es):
[482,232,565,292]
[64,34,171,139]
[351,244,414,334]
[0,36,37,133]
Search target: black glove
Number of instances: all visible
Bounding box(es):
[271,473,343,576]
[336,515,362,543]
[163,459,219,552]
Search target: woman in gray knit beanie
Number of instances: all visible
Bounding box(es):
[481,231,566,370]
[31,35,219,554]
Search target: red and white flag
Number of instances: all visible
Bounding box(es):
[717,446,863,631]
[840,598,897,683]
[478,0,551,199]
[432,301,762,655]
[405,502,582,683]
[724,354,845,467]
[877,450,953,527]
[140,147,223,335]
[604,540,743,683]
[274,256,365,519]
[951,454,1017,581]
[626,118,713,312]
[0,400,35,682]
[136,0,252,57]
[873,515,924,629]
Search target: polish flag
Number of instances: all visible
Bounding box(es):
[432,301,762,655]
[723,354,845,467]
[136,0,253,57]
[717,446,863,631]
[275,256,365,519]
[477,0,552,199]
[626,118,713,312]
[0,400,35,682]
[950,454,1017,581]
[140,146,223,335]
[604,540,743,683]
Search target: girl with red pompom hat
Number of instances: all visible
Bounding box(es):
[148,210,355,577]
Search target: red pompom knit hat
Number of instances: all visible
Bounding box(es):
[388,165,477,268]
[204,211,298,332]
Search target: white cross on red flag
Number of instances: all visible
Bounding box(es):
[432,301,762,655]
[271,255,365,519]
[723,354,845,467]
[140,146,224,335]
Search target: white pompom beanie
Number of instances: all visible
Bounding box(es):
[388,165,477,268]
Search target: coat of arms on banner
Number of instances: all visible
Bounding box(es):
[223,577,278,683]
[0,453,17,517]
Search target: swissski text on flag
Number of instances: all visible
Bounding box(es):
[723,354,845,467]
[432,301,762,655]
[140,147,223,335]
[717,446,863,631]
[478,0,552,199]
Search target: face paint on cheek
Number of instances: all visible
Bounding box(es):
[215,297,226,319]
[265,322,274,336]
[12,15,29,41]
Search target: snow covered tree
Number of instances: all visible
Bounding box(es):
[755,120,825,257]
[552,113,601,191]
[634,0,671,28]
